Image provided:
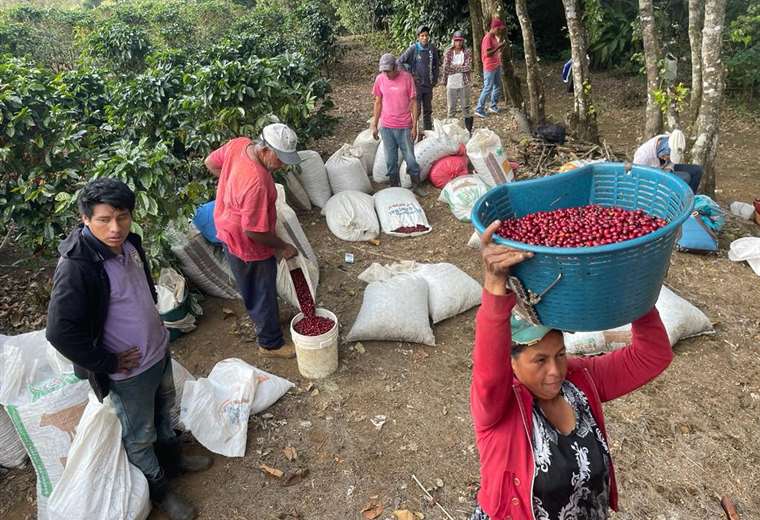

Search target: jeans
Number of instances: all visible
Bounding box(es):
[673,163,704,194]
[225,250,283,349]
[109,353,176,480]
[417,89,433,131]
[379,126,421,187]
[447,85,473,118]
[476,67,502,113]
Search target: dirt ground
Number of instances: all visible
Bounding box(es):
[2,35,760,520]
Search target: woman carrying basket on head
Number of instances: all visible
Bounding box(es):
[442,30,474,134]
[470,220,673,520]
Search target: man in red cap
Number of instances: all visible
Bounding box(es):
[475,18,507,118]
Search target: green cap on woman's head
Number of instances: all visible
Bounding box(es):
[511,313,553,346]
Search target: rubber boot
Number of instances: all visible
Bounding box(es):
[410,175,428,198]
[464,117,474,135]
[148,472,197,520]
[156,440,213,478]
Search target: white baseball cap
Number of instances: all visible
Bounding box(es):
[261,123,301,165]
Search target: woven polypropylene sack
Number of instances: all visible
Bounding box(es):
[275,184,319,287]
[353,129,381,175]
[284,172,312,210]
[6,378,90,520]
[0,406,26,468]
[413,263,482,323]
[168,224,240,300]
[373,187,431,237]
[297,151,332,208]
[414,121,461,181]
[326,144,372,194]
[439,175,490,222]
[347,274,435,346]
[324,191,380,242]
[372,143,403,184]
[429,151,469,188]
[170,359,194,431]
[563,285,713,355]
[466,129,514,187]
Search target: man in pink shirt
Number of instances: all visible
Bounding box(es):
[205,123,300,358]
[475,18,507,118]
[370,53,427,196]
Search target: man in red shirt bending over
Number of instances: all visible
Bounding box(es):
[205,123,300,358]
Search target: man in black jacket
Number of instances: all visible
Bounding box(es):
[46,178,211,520]
[398,25,440,134]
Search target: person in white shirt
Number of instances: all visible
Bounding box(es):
[442,31,474,134]
[632,130,702,193]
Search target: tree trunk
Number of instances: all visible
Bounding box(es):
[480,0,523,109]
[515,0,545,126]
[469,0,484,77]
[690,0,727,197]
[560,0,599,142]
[688,0,704,128]
[639,0,663,138]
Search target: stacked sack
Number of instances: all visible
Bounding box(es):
[346,261,482,346]
[397,120,469,185]
[466,128,514,187]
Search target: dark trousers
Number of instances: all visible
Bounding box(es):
[109,354,176,480]
[417,89,433,131]
[225,250,284,349]
[673,163,704,194]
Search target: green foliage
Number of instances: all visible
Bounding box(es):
[726,4,760,100]
[388,0,469,52]
[585,0,637,69]
[82,20,152,71]
[330,0,390,34]
[0,0,337,264]
[653,82,689,116]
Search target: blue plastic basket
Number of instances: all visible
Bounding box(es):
[471,162,695,331]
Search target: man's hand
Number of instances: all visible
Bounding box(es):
[116,347,142,374]
[412,122,420,142]
[282,243,298,260]
[371,123,379,141]
[480,220,533,295]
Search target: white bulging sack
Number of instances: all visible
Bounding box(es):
[326,144,372,194]
[353,129,381,176]
[413,263,482,323]
[563,286,714,355]
[48,394,150,520]
[297,151,332,208]
[373,187,431,237]
[466,129,514,187]
[438,175,490,222]
[347,274,435,346]
[324,191,380,242]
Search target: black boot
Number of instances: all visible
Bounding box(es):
[464,117,474,135]
[156,440,213,478]
[148,471,197,520]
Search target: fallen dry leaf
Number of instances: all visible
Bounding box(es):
[361,500,384,520]
[282,468,309,487]
[393,510,424,520]
[283,446,298,461]
[259,464,284,479]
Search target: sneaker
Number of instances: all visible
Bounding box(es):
[258,342,296,359]
[474,110,487,119]
[488,107,500,114]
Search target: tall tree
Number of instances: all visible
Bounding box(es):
[639,0,664,137]
[515,0,545,126]
[469,0,484,77]
[691,0,727,197]
[688,0,704,127]
[480,0,523,109]
[560,0,598,142]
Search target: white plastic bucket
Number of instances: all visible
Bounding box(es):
[290,308,339,379]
